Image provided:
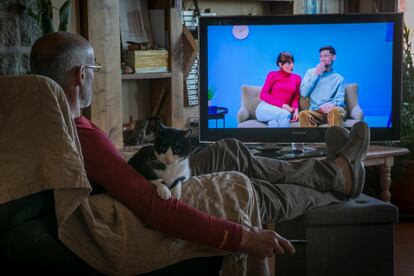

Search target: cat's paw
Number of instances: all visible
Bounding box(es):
[172,182,182,199]
[157,185,172,200]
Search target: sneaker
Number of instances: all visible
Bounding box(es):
[325,126,350,159]
[336,121,370,198]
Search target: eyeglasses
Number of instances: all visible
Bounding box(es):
[84,62,102,72]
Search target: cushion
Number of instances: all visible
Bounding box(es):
[238,119,267,128]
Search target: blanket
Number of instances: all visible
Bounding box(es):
[0,75,269,275]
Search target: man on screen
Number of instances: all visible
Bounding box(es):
[299,46,347,127]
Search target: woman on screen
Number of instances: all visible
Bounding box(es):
[255,51,301,127]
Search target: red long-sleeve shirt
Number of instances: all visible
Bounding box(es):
[260,70,301,109]
[74,116,242,251]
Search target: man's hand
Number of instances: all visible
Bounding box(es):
[282,104,294,113]
[239,226,295,259]
[319,102,335,114]
[314,62,326,76]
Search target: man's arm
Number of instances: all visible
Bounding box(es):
[76,125,242,251]
[76,119,295,258]
[331,76,346,108]
[300,69,319,97]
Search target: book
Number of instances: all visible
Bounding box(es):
[125,49,169,73]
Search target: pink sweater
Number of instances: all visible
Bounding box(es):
[74,116,242,251]
[260,70,301,109]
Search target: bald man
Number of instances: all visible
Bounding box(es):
[30,32,370,260]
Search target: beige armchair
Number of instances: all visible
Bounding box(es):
[237,83,364,128]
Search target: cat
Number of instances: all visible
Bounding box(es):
[128,121,192,200]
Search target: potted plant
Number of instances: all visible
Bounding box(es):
[208,84,217,114]
[27,0,72,34]
[390,24,414,216]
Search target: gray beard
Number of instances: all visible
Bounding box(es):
[79,83,92,108]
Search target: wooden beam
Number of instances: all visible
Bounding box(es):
[169,7,184,128]
[88,0,123,148]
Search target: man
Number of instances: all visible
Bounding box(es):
[299,46,347,127]
[30,32,369,260]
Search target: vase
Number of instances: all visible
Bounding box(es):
[208,100,217,114]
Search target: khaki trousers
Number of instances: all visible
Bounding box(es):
[189,139,347,224]
[298,107,347,127]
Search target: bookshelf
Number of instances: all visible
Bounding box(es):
[121,1,184,129]
[87,1,184,148]
[121,72,172,80]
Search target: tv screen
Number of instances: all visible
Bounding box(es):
[199,13,403,144]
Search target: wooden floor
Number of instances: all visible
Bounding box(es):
[395,222,414,276]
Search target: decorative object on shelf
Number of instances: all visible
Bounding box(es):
[183,26,198,80]
[127,41,162,51]
[232,25,249,40]
[181,7,216,107]
[119,0,152,49]
[183,25,199,107]
[121,62,134,74]
[123,116,157,146]
[26,0,72,34]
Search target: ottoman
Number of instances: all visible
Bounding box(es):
[275,194,398,276]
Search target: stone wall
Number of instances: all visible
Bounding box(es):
[0,0,41,75]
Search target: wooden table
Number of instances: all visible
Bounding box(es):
[364,145,409,202]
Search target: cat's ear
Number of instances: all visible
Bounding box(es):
[154,120,167,138]
[155,120,167,133]
[184,129,192,138]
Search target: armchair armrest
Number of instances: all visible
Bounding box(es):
[345,83,364,120]
[237,107,250,123]
[349,105,364,120]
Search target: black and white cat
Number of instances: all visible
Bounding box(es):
[128,122,192,200]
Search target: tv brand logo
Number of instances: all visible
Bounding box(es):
[292,131,307,135]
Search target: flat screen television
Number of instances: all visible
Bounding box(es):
[198,13,403,145]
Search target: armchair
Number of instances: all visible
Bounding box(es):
[0,75,222,274]
[237,83,364,128]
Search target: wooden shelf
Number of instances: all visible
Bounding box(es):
[121,72,172,80]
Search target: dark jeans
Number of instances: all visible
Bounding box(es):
[190,139,347,224]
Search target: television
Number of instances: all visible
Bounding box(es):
[198,13,403,146]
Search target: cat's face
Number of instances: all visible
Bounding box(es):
[154,124,192,166]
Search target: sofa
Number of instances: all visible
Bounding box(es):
[237,84,364,128]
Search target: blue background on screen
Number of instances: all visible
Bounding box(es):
[206,22,394,128]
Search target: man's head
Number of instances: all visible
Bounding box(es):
[30,32,97,111]
[319,46,336,69]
